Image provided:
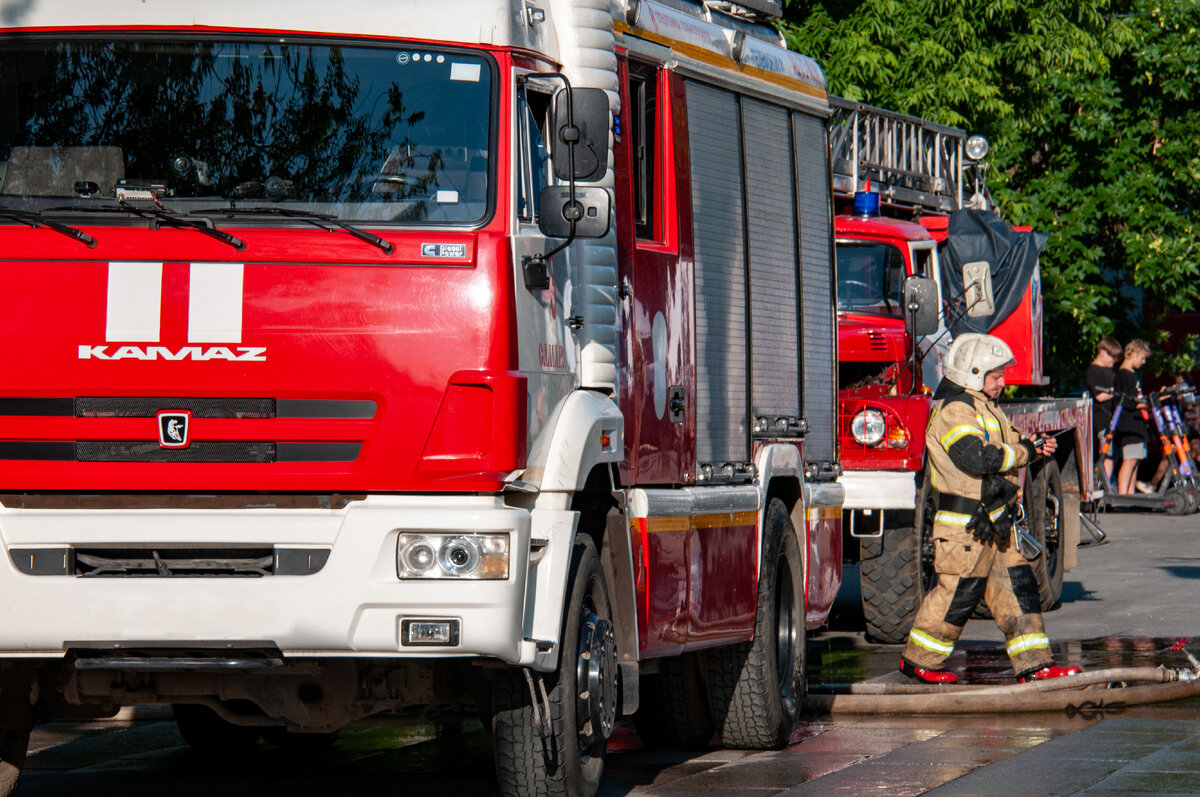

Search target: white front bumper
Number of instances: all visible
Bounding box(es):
[838,470,919,510]
[0,495,532,663]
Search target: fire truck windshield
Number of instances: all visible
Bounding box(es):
[0,38,494,224]
[836,241,906,316]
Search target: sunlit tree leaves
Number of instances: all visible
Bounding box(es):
[782,0,1200,384]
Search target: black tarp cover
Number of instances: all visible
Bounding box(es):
[939,209,1048,336]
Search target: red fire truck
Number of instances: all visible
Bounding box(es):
[829,98,1094,643]
[0,1,842,794]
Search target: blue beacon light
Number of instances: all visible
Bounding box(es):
[853,190,881,217]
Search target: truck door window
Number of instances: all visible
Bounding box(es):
[911,245,933,278]
[626,61,659,241]
[836,242,906,316]
[516,86,551,223]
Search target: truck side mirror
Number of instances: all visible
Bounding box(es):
[551,87,608,183]
[962,261,996,318]
[903,276,939,338]
[537,185,611,239]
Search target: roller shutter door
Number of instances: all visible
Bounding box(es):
[743,98,801,421]
[793,111,836,464]
[686,81,748,468]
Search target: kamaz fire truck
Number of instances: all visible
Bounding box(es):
[829,98,1094,644]
[0,1,843,794]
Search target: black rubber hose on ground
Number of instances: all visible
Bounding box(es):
[803,667,1200,715]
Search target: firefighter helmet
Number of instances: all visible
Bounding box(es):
[945,333,1014,391]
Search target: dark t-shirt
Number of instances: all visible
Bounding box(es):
[1085,363,1116,433]
[1113,367,1148,442]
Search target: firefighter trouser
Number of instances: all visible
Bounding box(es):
[902,518,1054,678]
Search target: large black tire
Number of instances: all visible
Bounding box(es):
[1026,459,1065,610]
[173,703,263,754]
[632,653,713,749]
[492,535,616,797]
[0,668,34,797]
[706,498,805,750]
[860,482,937,644]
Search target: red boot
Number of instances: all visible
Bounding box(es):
[1018,664,1082,683]
[899,657,958,684]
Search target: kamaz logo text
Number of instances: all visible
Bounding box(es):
[83,261,267,362]
[79,345,267,361]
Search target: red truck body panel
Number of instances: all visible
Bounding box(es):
[0,227,524,493]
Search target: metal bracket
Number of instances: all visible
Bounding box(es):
[522,254,550,290]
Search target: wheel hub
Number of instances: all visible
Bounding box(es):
[575,609,617,751]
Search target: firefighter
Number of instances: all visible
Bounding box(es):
[899,333,1082,684]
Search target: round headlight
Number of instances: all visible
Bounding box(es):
[399,537,437,574]
[439,536,481,575]
[850,409,886,446]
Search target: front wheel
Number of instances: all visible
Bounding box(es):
[706,498,806,749]
[1164,486,1191,516]
[492,535,616,797]
[860,481,937,643]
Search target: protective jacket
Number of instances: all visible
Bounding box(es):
[928,385,1036,501]
[902,381,1055,680]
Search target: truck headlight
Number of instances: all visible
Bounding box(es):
[397,533,509,579]
[850,409,886,446]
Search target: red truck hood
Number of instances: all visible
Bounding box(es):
[837,313,909,362]
[0,226,523,493]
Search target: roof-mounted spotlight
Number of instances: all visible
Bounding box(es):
[965,134,989,162]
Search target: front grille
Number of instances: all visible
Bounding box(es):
[0,494,364,510]
[78,397,275,418]
[0,397,376,419]
[0,441,360,463]
[77,441,276,463]
[76,547,276,576]
[11,546,331,577]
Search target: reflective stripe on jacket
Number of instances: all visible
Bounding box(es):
[926,387,1036,501]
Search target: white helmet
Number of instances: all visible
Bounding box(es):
[945,333,1014,392]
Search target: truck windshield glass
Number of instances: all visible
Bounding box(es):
[836,242,906,316]
[0,38,493,224]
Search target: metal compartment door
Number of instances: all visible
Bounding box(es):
[793,111,836,465]
[686,81,749,473]
[743,98,801,430]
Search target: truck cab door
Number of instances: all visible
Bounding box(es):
[513,79,574,465]
[616,58,691,485]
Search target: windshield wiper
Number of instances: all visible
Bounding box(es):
[120,202,246,251]
[192,207,395,254]
[0,208,97,248]
[54,202,246,251]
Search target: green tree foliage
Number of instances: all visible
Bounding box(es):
[781,0,1200,385]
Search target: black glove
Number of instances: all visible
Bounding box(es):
[968,474,1018,549]
[966,505,1012,550]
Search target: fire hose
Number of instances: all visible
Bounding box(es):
[804,641,1200,716]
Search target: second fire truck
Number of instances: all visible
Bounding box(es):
[829,98,1095,643]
